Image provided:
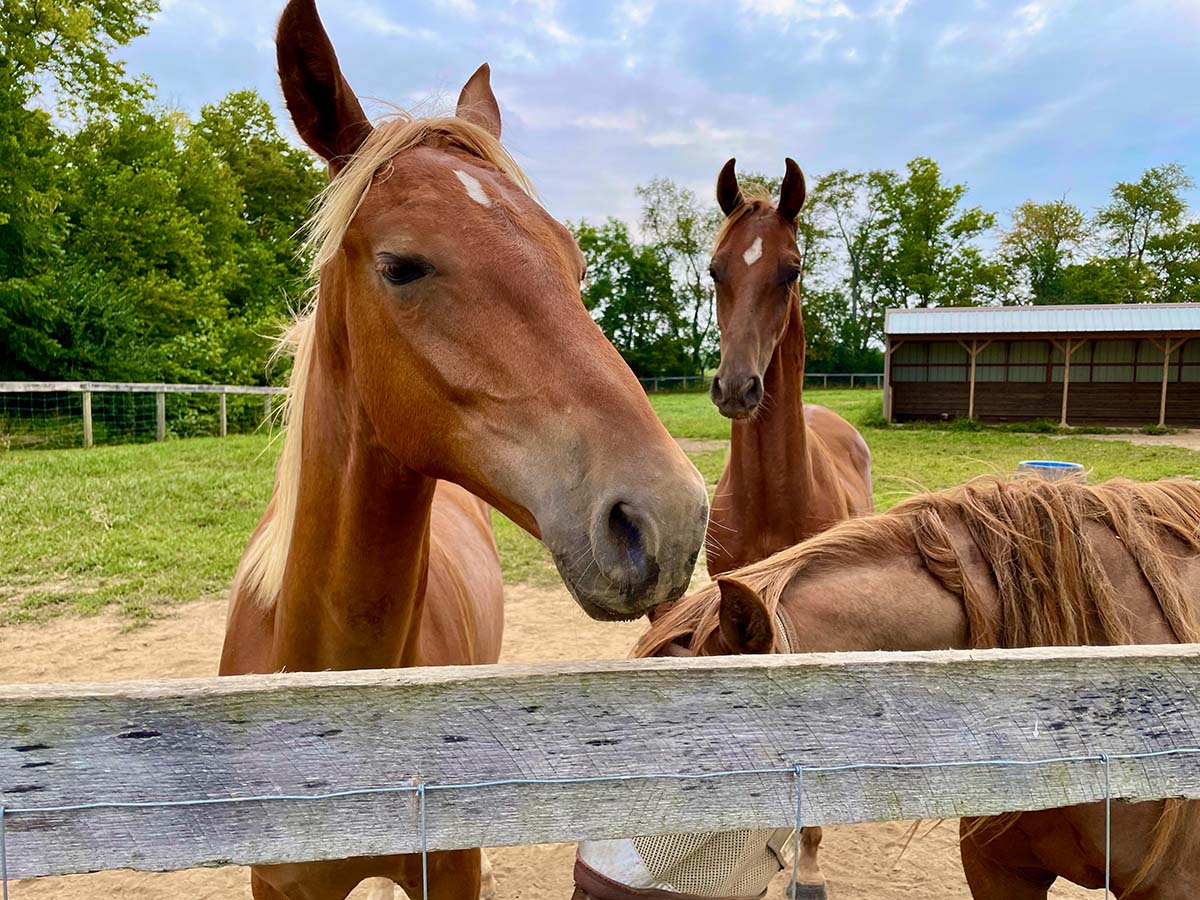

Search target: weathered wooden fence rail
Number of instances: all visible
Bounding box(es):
[3,644,1200,880]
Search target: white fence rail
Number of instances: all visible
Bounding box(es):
[0,381,286,450]
[2,644,1198,880]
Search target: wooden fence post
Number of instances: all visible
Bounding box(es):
[81,390,93,449]
[155,391,166,442]
[219,392,228,437]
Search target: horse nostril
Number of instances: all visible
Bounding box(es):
[709,376,723,403]
[607,502,647,576]
[745,375,763,407]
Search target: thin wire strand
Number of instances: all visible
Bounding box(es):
[790,766,803,900]
[5,746,1199,817]
[1,804,9,900]
[418,783,428,900]
[1101,753,1111,900]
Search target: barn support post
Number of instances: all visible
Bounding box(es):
[1154,337,1182,427]
[1055,339,1076,427]
[218,392,228,437]
[155,391,166,442]
[957,339,992,420]
[883,339,902,422]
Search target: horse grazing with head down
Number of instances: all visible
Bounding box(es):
[220,3,709,899]
[575,476,1200,900]
[704,158,872,579]
[703,158,874,893]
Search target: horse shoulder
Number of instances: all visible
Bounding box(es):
[802,404,873,512]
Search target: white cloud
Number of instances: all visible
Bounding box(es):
[1008,1,1050,40]
[620,0,656,27]
[872,0,911,24]
[347,5,439,41]
[436,0,479,16]
[572,111,643,130]
[737,0,855,23]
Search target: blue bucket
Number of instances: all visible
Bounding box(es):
[1017,460,1086,482]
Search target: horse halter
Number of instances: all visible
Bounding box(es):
[574,608,800,899]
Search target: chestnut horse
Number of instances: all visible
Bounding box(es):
[221,3,708,899]
[705,158,872,578]
[704,158,874,892]
[575,476,1200,900]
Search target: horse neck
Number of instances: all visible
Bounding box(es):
[270,337,434,673]
[778,541,971,653]
[726,295,814,529]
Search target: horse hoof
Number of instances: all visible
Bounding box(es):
[789,882,828,900]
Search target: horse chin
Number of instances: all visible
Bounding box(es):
[553,564,649,622]
[715,400,760,420]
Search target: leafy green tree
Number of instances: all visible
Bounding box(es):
[573,218,690,376]
[814,169,896,354]
[876,157,1001,310]
[58,106,245,380]
[636,177,722,374]
[0,0,159,378]
[1146,223,1200,303]
[1097,163,1193,266]
[1000,199,1088,304]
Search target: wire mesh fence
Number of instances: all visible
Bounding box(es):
[636,373,884,393]
[0,383,284,451]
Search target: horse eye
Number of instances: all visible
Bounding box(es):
[709,266,721,284]
[377,255,433,287]
[784,267,801,284]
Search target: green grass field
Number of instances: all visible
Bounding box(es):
[2,389,1198,625]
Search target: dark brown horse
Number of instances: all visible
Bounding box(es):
[703,158,874,892]
[577,476,1200,900]
[221,3,709,899]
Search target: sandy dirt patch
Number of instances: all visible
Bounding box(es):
[2,586,1098,899]
[1055,429,1200,452]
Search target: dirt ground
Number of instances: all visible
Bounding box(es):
[1,586,1100,900]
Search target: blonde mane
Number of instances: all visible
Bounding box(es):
[233,113,536,608]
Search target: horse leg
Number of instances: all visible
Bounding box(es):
[394,848,482,900]
[479,849,498,900]
[252,870,295,900]
[960,835,1054,900]
[788,827,827,900]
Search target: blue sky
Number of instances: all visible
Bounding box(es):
[126,0,1200,229]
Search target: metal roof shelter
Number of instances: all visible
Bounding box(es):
[883,304,1200,427]
[886,303,1200,337]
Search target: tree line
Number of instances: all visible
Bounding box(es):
[1,1,322,384]
[574,160,1199,378]
[3,2,1197,385]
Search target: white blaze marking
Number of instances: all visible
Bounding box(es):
[743,236,763,266]
[454,169,491,206]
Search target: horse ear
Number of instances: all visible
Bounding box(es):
[276,0,372,171]
[717,577,775,654]
[457,63,502,139]
[778,158,807,222]
[716,158,744,217]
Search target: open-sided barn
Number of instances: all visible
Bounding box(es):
[884,303,1200,427]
